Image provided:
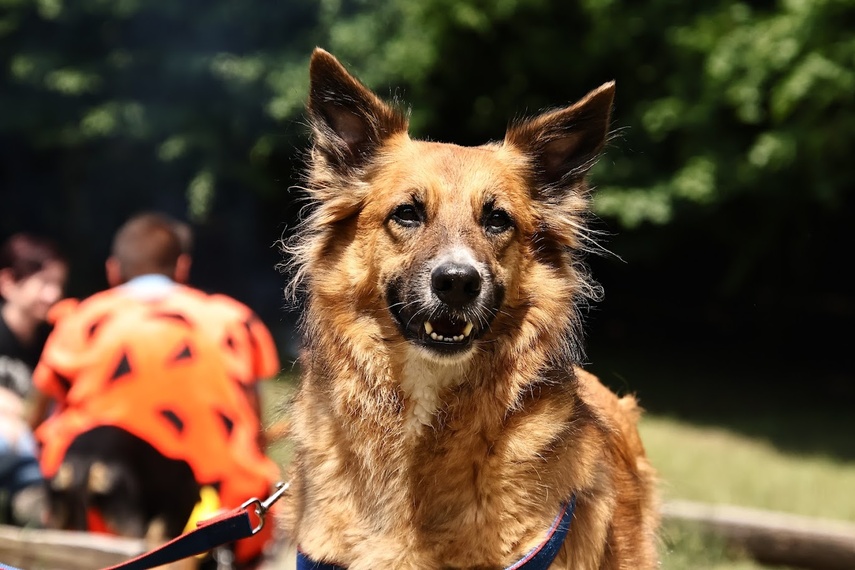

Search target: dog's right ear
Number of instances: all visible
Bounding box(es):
[505,82,615,200]
[308,48,408,170]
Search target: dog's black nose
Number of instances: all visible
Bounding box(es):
[431,262,482,307]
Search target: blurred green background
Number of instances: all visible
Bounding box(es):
[2,1,853,566]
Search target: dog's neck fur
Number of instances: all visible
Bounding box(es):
[399,348,470,435]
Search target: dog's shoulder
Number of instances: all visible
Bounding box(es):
[574,366,646,459]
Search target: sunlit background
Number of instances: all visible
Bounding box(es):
[2,1,853,567]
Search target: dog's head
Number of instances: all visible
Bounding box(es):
[291,49,613,363]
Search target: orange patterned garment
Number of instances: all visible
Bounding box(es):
[33,284,280,562]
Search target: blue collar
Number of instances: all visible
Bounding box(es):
[297,496,576,570]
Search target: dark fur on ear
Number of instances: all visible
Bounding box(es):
[284,49,409,302]
[505,82,615,202]
[308,48,409,171]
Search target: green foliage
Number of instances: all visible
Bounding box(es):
[5,0,852,223]
[584,0,855,227]
[0,0,318,225]
[309,0,853,224]
[1,0,852,309]
[309,0,854,312]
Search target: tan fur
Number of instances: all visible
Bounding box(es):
[280,48,659,569]
[87,461,113,494]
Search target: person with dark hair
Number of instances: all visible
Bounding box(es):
[31,213,279,563]
[0,232,68,526]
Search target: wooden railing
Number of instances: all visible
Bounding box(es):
[663,500,855,570]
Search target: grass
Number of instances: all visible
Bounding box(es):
[642,415,855,521]
[659,519,784,570]
[262,377,296,469]
[644,414,855,569]
[588,340,855,568]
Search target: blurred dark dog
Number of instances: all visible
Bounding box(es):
[47,425,200,542]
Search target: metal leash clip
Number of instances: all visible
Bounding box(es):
[240,481,291,535]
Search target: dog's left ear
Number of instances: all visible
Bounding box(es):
[505,82,615,198]
[308,48,408,171]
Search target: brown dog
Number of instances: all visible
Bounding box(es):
[280,48,659,569]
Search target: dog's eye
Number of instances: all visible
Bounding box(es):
[483,209,513,234]
[390,204,423,228]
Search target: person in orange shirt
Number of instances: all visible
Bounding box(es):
[166,218,281,449]
[32,212,280,566]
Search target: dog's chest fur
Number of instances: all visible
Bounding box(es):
[286,335,612,569]
[399,349,467,435]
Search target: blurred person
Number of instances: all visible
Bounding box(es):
[32,213,278,566]
[0,233,68,526]
[165,217,281,449]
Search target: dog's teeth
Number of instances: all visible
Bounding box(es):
[427,328,470,342]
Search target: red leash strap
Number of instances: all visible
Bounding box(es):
[103,482,289,570]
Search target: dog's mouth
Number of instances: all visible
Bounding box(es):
[398,310,479,354]
[388,297,484,355]
[423,315,476,345]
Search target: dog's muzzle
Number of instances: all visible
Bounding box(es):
[387,259,500,356]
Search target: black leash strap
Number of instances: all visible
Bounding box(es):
[104,508,255,570]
